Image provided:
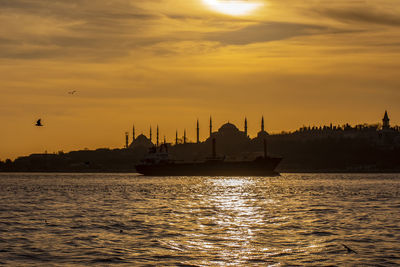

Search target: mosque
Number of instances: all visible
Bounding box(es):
[125,111,399,159]
[126,117,271,158]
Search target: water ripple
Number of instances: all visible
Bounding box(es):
[0,173,399,265]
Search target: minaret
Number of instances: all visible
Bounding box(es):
[176,130,178,145]
[132,124,135,141]
[156,125,159,147]
[383,110,390,130]
[261,116,265,132]
[149,126,152,142]
[196,119,200,143]
[184,129,187,144]
[125,132,129,149]
[209,116,212,137]
[244,117,248,136]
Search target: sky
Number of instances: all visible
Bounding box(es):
[1,0,400,159]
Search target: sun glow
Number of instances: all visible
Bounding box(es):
[203,0,263,16]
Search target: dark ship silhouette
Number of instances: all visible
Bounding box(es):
[136,138,282,176]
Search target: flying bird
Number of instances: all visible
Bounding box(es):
[35,119,43,127]
[342,244,357,254]
[68,90,77,95]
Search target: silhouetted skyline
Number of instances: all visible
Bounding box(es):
[3,110,400,173]
[126,111,398,147]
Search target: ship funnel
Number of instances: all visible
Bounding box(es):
[212,138,216,158]
[263,138,267,159]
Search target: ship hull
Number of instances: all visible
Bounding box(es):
[136,157,282,176]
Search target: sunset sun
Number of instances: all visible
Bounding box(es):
[203,0,263,15]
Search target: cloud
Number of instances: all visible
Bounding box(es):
[0,0,338,61]
[0,0,396,61]
[0,0,162,60]
[316,7,400,27]
[204,22,342,45]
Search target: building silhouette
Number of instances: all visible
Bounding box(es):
[126,111,400,158]
[3,111,400,173]
[383,110,390,130]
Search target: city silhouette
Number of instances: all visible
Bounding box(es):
[2,111,399,173]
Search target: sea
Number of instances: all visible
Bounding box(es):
[0,173,399,266]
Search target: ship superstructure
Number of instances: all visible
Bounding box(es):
[136,138,282,176]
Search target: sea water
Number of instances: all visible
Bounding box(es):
[0,173,399,266]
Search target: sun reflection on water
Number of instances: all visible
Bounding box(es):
[190,177,278,264]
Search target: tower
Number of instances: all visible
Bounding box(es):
[132,124,135,141]
[383,110,390,130]
[149,126,152,142]
[125,132,129,149]
[261,116,265,132]
[244,117,248,136]
[176,130,178,145]
[184,129,187,144]
[157,125,159,147]
[196,119,200,143]
[209,116,212,137]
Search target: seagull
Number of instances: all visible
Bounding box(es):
[68,90,77,95]
[342,244,357,254]
[35,119,43,127]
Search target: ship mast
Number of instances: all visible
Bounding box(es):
[263,138,267,159]
[212,138,216,159]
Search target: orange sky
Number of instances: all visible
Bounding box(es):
[1,0,400,160]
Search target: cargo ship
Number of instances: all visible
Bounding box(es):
[135,138,282,176]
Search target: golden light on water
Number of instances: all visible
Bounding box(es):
[202,0,263,15]
[194,177,269,262]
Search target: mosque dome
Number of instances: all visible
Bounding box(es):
[135,134,149,142]
[218,122,239,134]
[130,134,153,149]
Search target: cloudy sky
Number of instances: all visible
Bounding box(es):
[1,0,400,159]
